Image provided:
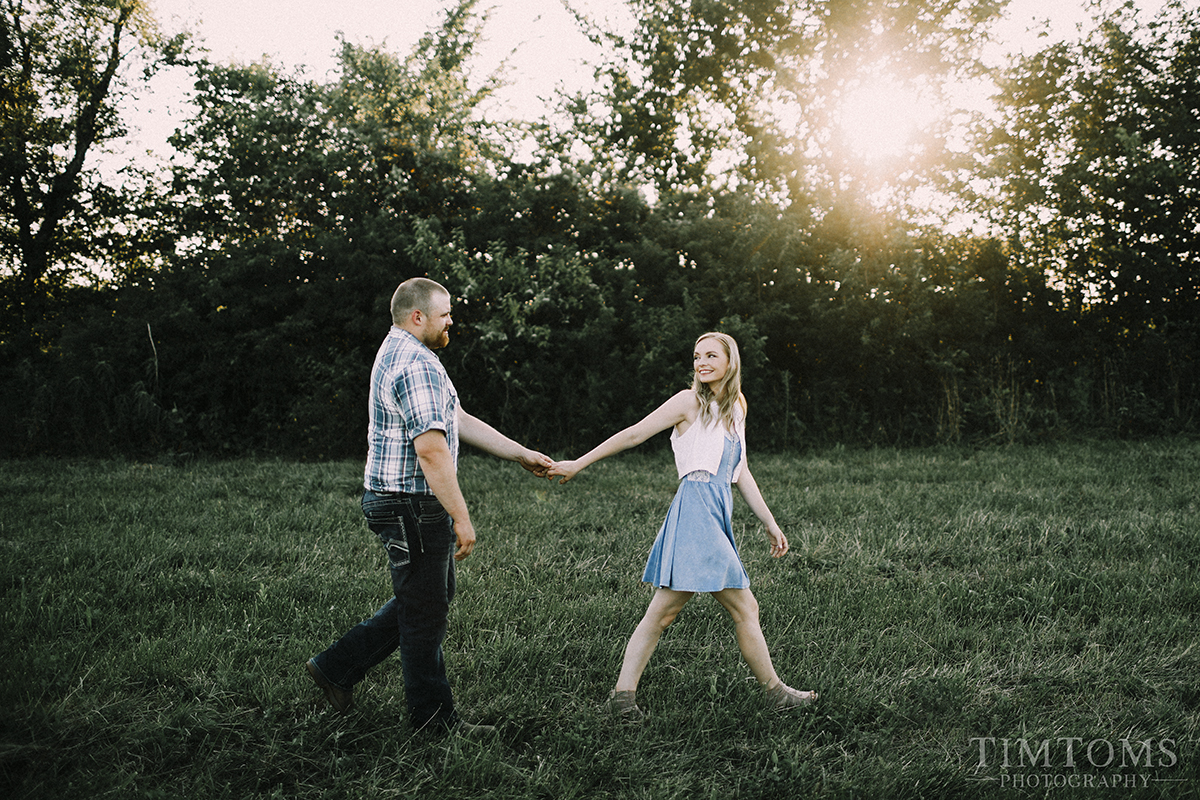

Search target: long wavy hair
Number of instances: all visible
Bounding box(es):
[691,332,743,432]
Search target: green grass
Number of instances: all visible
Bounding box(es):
[2,441,1198,799]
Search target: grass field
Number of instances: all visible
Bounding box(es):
[2,440,1198,799]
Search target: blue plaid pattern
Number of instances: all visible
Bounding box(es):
[363,328,459,494]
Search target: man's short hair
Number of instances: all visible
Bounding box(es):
[391,278,449,325]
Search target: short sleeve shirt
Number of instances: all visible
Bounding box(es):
[363,327,459,493]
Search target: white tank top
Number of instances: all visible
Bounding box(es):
[670,401,748,482]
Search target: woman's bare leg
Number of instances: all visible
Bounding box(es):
[614,588,693,691]
[711,588,779,685]
[713,587,816,706]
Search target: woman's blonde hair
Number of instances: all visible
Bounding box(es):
[692,332,744,432]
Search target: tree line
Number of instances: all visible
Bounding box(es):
[2,0,1197,459]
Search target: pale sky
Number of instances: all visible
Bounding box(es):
[151,0,625,98]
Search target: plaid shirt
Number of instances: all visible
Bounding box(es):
[363,327,459,494]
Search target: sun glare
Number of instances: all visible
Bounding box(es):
[837,82,926,160]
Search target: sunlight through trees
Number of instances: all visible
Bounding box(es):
[2,0,1196,456]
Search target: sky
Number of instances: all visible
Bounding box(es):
[126,0,1148,164]
[150,0,622,87]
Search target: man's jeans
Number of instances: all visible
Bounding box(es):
[310,490,459,731]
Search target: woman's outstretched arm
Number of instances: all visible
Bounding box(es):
[549,389,697,484]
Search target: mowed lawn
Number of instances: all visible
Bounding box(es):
[1,440,1198,799]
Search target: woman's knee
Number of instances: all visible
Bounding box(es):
[644,610,679,632]
[714,588,760,624]
[644,590,691,629]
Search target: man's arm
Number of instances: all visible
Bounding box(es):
[413,429,476,560]
[458,408,553,477]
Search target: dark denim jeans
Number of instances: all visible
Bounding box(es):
[310,489,459,731]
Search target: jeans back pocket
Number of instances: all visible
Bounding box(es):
[383,534,410,569]
[362,496,412,568]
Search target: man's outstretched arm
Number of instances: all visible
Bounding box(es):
[458,408,553,477]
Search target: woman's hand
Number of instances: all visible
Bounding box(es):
[766,525,789,558]
[547,459,582,484]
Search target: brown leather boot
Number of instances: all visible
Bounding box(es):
[305,660,354,714]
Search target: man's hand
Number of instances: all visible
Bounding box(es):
[454,519,477,561]
[518,449,554,479]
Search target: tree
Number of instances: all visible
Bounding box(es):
[979,1,1199,329]
[166,0,503,253]
[975,0,1200,431]
[0,0,187,340]
[564,0,1002,208]
[106,0,520,455]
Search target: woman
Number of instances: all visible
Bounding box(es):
[549,332,817,719]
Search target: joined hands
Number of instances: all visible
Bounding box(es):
[517,449,554,479]
[515,448,579,483]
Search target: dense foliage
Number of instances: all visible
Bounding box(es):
[1,0,1197,458]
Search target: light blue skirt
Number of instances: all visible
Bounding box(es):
[642,436,749,592]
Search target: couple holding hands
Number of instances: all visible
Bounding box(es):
[305,278,816,735]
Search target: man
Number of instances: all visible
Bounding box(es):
[305,277,551,735]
